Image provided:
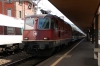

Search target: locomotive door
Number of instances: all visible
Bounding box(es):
[53,19,59,40]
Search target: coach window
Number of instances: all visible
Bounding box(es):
[0,26,4,35]
[7,27,15,35]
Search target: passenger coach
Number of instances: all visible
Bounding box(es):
[0,14,24,53]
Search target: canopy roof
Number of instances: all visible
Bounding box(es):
[49,0,100,33]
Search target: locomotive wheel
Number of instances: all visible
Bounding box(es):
[25,47,54,57]
[38,48,55,57]
[24,42,55,57]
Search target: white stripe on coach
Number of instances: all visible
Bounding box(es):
[0,35,22,45]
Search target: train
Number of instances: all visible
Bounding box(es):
[22,14,85,56]
[0,14,24,54]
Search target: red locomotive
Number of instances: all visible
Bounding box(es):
[22,14,83,56]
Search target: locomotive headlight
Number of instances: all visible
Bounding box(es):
[44,37,49,40]
[24,37,28,40]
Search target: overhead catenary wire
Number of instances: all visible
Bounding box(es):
[32,0,85,35]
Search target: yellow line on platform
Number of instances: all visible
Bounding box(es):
[50,38,85,66]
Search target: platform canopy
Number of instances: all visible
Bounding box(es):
[49,0,100,33]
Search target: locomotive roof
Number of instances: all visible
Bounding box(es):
[25,14,47,18]
[26,14,68,22]
[25,14,57,18]
[25,14,70,25]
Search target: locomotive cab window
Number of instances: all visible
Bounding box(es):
[25,18,34,30]
[38,18,50,29]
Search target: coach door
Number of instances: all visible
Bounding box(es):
[51,18,58,39]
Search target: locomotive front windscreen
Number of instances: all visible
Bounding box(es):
[38,18,50,29]
[25,18,34,30]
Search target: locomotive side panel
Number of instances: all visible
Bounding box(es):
[67,24,72,38]
[55,18,72,40]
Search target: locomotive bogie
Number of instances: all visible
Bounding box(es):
[23,38,71,56]
[24,41,53,50]
[24,41,55,56]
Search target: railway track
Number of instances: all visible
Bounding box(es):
[8,57,48,66]
[3,55,48,66]
[0,52,32,66]
[4,42,77,66]
[0,39,83,66]
[0,49,23,58]
[0,51,48,66]
[4,56,33,66]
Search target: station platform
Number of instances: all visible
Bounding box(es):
[37,38,98,66]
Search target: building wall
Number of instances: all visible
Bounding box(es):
[16,2,34,19]
[4,2,15,17]
[0,1,34,19]
[24,2,34,17]
[0,2,2,13]
[16,2,23,19]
